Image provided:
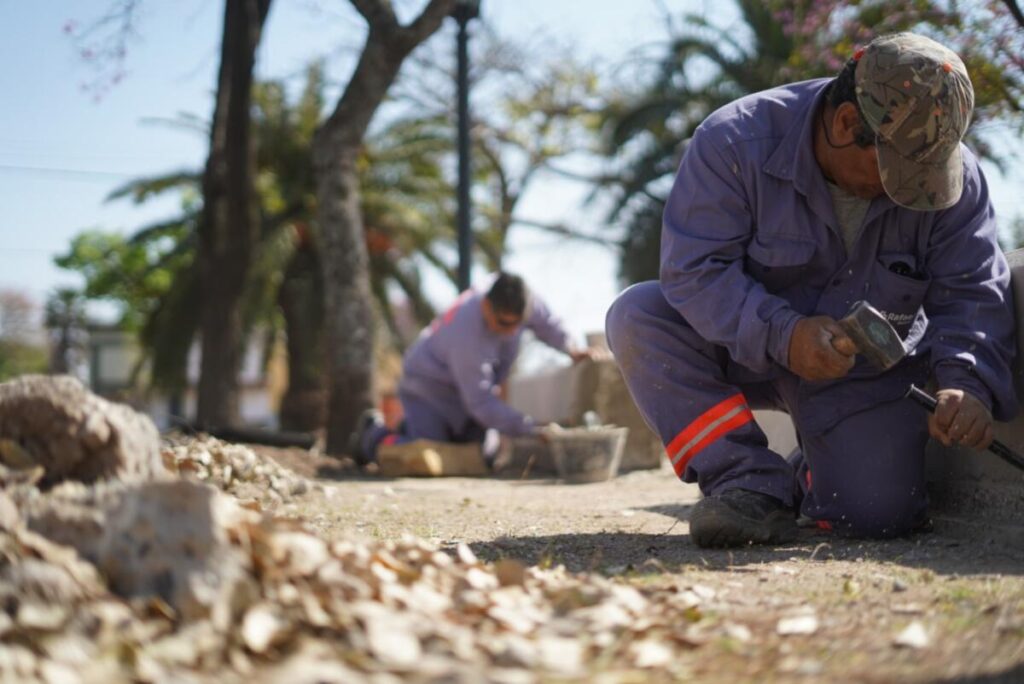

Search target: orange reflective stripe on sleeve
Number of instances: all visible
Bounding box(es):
[431,290,474,331]
[666,393,753,476]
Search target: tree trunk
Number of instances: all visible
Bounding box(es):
[315,140,377,454]
[278,232,327,431]
[316,0,456,455]
[49,325,72,375]
[195,0,271,428]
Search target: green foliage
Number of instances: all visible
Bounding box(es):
[55,61,462,391]
[769,0,1024,131]
[603,0,1024,283]
[0,341,47,381]
[56,41,610,390]
[603,0,795,283]
[54,225,193,332]
[106,170,200,205]
[473,47,606,263]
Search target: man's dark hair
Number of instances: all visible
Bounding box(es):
[486,271,528,317]
[826,58,876,148]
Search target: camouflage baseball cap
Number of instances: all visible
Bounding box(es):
[855,32,974,211]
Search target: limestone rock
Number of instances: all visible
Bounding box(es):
[0,375,165,487]
[25,479,257,621]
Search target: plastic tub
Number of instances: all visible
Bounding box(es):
[548,426,629,483]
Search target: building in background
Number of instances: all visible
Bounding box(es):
[84,324,286,431]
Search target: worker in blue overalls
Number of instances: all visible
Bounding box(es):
[605,33,1017,548]
[355,272,592,465]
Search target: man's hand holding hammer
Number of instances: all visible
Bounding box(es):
[789,305,996,452]
[788,316,860,381]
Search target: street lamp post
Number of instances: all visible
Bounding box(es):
[453,0,480,292]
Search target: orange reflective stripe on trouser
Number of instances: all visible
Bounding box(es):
[666,393,753,476]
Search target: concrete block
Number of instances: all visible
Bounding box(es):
[923,247,1024,539]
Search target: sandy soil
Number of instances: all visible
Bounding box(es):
[255,445,1024,683]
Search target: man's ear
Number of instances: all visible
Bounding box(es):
[832,102,863,145]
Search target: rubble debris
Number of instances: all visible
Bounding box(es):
[162,436,314,509]
[0,430,1019,682]
[0,436,737,682]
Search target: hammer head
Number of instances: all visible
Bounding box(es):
[836,301,906,370]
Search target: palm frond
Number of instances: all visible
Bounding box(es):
[105,170,200,204]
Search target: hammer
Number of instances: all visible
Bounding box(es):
[836,300,1024,471]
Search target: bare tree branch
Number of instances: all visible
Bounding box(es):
[400,0,459,47]
[476,137,512,216]
[66,0,143,98]
[349,0,397,29]
[543,162,619,186]
[1003,0,1024,29]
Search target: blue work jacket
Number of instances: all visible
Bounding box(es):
[660,78,1017,430]
[400,284,571,436]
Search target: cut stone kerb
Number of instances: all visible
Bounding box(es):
[0,375,166,487]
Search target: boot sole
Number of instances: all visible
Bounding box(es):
[689,498,799,549]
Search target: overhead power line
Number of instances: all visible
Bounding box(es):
[0,163,134,181]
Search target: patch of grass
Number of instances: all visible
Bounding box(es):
[943,584,980,603]
[715,635,746,654]
[942,612,987,633]
[537,547,558,570]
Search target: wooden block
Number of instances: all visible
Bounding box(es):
[377,440,487,477]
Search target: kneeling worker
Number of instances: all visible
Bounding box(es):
[355,272,592,464]
[605,33,1017,547]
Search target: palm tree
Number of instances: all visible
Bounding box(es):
[601,0,796,283]
[56,64,459,430]
[361,113,458,332]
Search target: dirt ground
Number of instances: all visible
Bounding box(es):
[256,445,1024,683]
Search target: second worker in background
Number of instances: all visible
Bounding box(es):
[355,271,593,465]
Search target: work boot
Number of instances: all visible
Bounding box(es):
[689,488,798,548]
[348,409,385,466]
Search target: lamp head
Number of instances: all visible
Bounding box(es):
[452,0,480,21]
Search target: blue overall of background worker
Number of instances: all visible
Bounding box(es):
[355,272,592,464]
[605,33,1018,548]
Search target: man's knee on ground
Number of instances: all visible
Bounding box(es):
[827,490,925,539]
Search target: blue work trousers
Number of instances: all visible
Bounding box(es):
[364,390,487,460]
[606,281,930,537]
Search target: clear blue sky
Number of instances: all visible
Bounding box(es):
[1,0,1022,346]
